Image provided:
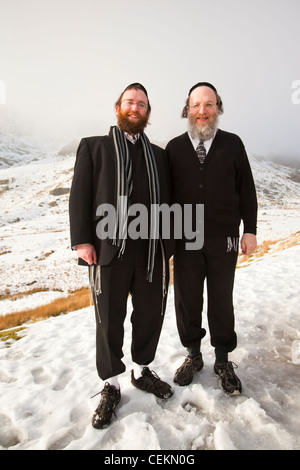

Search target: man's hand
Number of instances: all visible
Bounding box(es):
[241,233,257,256]
[76,244,97,265]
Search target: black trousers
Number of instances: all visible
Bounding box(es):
[173,237,239,354]
[93,239,168,381]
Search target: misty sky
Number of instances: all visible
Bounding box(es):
[1,0,300,159]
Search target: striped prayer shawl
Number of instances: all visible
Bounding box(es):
[111,126,160,282]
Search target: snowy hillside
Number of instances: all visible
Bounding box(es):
[0,139,84,301]
[0,108,55,170]
[0,130,300,450]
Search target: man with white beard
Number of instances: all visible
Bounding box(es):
[166,82,257,395]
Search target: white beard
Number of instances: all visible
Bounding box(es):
[188,114,219,141]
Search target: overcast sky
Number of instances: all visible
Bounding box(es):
[1,0,299,159]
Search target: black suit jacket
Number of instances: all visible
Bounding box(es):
[69,128,173,266]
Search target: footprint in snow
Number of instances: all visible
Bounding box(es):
[31,366,52,385]
[52,367,74,391]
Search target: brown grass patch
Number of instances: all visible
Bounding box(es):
[238,231,300,266]
[0,287,92,331]
[0,327,26,345]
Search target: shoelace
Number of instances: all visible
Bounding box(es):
[217,362,240,388]
[91,382,119,398]
[219,362,238,376]
[177,356,194,372]
[92,385,120,417]
[145,369,173,397]
[144,368,161,381]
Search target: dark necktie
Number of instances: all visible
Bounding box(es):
[196,140,206,164]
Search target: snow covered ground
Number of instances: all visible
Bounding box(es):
[0,133,300,450]
[1,245,300,451]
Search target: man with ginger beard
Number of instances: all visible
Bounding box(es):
[69,83,173,429]
[166,82,257,395]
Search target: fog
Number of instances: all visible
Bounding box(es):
[1,0,300,160]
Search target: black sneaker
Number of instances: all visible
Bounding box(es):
[131,367,174,399]
[174,354,204,386]
[92,382,121,429]
[214,361,242,395]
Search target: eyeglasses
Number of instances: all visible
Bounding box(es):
[188,102,216,111]
[121,99,148,110]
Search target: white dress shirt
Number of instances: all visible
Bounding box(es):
[125,132,140,144]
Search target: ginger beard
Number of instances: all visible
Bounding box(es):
[117,108,149,135]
